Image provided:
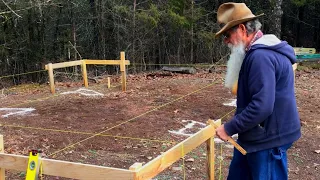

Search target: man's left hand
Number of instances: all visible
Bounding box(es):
[216,124,229,142]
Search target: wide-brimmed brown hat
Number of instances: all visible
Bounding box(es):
[215,3,264,37]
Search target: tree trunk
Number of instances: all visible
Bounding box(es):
[190,1,194,63]
[296,6,304,47]
[133,0,136,61]
[90,0,99,58]
[269,0,283,38]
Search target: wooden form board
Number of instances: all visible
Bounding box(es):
[0,153,134,180]
[294,47,316,55]
[44,60,129,69]
[0,119,223,180]
[135,120,220,180]
[85,60,130,65]
[44,52,130,94]
[45,60,82,70]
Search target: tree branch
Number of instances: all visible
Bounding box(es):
[68,41,82,60]
[1,0,22,18]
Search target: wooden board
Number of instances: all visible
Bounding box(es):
[85,60,130,65]
[0,153,134,180]
[136,122,218,180]
[0,136,4,179]
[45,60,82,70]
[294,47,316,55]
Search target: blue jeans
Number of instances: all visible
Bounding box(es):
[227,143,292,180]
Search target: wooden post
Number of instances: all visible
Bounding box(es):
[81,60,88,87]
[120,51,126,91]
[206,134,215,180]
[129,163,142,180]
[206,119,221,180]
[0,135,5,180]
[47,63,55,94]
[107,77,111,88]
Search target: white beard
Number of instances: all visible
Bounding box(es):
[224,42,246,89]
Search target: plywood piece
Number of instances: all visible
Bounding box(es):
[136,123,217,180]
[0,153,134,180]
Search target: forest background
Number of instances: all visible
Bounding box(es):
[0,0,319,84]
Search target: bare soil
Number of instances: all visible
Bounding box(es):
[0,66,318,180]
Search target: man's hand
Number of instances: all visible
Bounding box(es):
[216,124,229,141]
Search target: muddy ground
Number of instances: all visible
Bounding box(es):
[0,64,319,180]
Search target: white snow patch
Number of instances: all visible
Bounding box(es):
[223,99,237,107]
[169,120,238,143]
[0,108,36,118]
[61,88,104,97]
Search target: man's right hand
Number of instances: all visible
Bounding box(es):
[216,124,229,142]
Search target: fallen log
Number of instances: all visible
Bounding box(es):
[162,66,196,74]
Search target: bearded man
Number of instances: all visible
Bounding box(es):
[215,3,301,180]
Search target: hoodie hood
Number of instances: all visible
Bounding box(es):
[249,34,297,64]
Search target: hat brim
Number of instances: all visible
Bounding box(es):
[215,13,264,37]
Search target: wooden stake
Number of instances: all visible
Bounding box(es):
[107,77,111,88]
[0,135,4,180]
[120,51,126,91]
[206,135,214,180]
[81,60,88,87]
[47,63,55,94]
[206,119,221,180]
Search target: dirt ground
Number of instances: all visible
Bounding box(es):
[0,64,319,180]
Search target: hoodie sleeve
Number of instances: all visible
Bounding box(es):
[224,52,276,136]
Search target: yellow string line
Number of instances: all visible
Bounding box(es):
[6,82,121,108]
[130,63,227,67]
[182,144,186,180]
[0,70,47,79]
[48,81,218,157]
[219,108,236,120]
[0,124,175,144]
[7,94,59,108]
